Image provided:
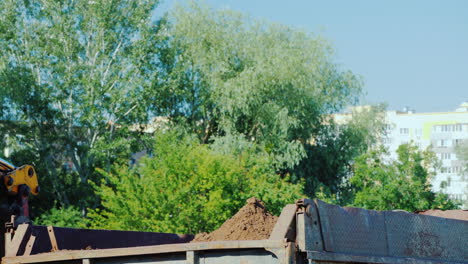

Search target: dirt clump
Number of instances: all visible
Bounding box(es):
[192,197,278,242]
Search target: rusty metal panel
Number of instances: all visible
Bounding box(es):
[296,200,323,252]
[202,249,279,264]
[311,200,468,263]
[5,248,281,264]
[315,200,388,256]
[3,239,288,264]
[269,204,297,241]
[296,213,307,252]
[307,250,468,264]
[385,211,468,262]
[62,250,278,264]
[93,253,187,264]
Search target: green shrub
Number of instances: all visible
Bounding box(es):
[88,131,303,234]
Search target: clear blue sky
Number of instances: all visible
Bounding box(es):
[158,0,468,113]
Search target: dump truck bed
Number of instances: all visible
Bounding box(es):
[2,240,292,264]
[3,199,467,264]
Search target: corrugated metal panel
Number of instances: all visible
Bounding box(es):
[313,200,468,263]
[386,211,468,261]
[315,200,388,255]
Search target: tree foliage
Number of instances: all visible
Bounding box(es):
[350,144,459,211]
[455,140,468,172]
[455,140,468,208]
[0,0,160,212]
[89,131,303,233]
[154,3,362,170]
[292,104,387,203]
[34,206,86,228]
[0,0,398,230]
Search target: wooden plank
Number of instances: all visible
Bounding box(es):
[23,235,36,256]
[4,232,12,256]
[5,224,30,257]
[47,226,59,252]
[2,239,286,264]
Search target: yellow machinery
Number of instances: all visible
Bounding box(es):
[0,158,39,224]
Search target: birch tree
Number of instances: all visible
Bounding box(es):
[0,0,161,212]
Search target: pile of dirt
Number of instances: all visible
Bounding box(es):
[417,209,468,221]
[192,197,278,242]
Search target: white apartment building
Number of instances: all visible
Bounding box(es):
[334,102,468,207]
[384,103,468,206]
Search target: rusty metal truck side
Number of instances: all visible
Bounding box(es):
[2,199,467,264]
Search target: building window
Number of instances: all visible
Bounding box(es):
[400,128,409,135]
[450,194,462,201]
[438,124,465,132]
[438,139,445,147]
[442,153,451,160]
[437,139,451,148]
[441,167,452,174]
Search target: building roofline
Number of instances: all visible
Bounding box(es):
[391,111,468,116]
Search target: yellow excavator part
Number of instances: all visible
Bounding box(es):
[2,165,39,196]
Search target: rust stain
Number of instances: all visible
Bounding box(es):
[404,231,444,258]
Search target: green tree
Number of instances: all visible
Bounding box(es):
[293,104,387,203]
[34,206,86,228]
[88,131,303,233]
[455,140,468,172]
[0,0,368,228]
[0,0,161,213]
[350,144,458,211]
[154,2,362,170]
[455,140,468,208]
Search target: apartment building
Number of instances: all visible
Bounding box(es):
[334,102,468,207]
[384,103,468,206]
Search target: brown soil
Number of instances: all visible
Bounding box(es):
[192,197,278,242]
[417,209,468,221]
